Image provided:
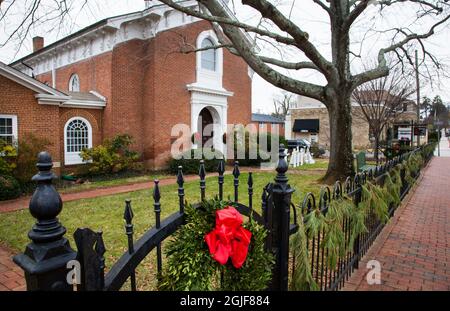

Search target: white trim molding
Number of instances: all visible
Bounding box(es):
[68,74,80,92]
[0,114,18,146]
[0,61,66,97]
[195,30,223,89]
[64,116,93,165]
[10,1,202,77]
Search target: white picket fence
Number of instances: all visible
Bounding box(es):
[288,146,315,167]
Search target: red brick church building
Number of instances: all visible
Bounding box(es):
[0,0,253,171]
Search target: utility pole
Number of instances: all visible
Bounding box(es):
[435,109,441,157]
[415,50,421,146]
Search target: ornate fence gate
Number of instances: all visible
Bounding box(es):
[12,144,434,291]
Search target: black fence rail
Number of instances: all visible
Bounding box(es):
[12,143,434,291]
[291,145,434,291]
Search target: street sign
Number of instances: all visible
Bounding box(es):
[398,127,411,140]
[434,120,444,126]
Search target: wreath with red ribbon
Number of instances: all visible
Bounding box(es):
[205,206,252,269]
[158,198,274,291]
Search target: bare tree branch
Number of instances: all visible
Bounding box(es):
[240,0,335,78]
[158,0,296,46]
[352,12,450,87]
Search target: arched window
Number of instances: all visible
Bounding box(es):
[64,117,92,165]
[201,38,216,71]
[68,74,80,92]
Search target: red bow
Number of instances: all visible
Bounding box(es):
[204,207,252,269]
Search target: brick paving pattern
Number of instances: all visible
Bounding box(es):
[343,157,450,291]
[0,246,25,291]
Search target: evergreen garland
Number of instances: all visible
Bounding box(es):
[158,198,274,291]
[290,217,319,291]
[290,149,426,289]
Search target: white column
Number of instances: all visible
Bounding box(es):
[285,112,292,140]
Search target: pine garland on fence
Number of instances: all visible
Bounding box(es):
[290,217,319,291]
[289,149,426,290]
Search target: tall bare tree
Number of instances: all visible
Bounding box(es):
[2,0,449,181]
[272,91,295,119]
[0,0,89,56]
[158,0,450,182]
[352,66,415,163]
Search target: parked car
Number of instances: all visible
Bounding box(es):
[286,139,311,151]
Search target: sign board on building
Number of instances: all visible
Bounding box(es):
[413,126,427,136]
[398,127,412,140]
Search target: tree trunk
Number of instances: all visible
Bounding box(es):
[374,134,380,165]
[322,92,355,183]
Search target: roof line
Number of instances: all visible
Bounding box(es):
[9,2,170,67]
[0,61,67,96]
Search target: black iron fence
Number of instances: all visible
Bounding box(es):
[12,143,435,291]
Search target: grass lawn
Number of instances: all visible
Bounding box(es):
[290,158,329,170]
[0,170,324,290]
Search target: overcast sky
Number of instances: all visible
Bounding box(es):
[1,0,449,113]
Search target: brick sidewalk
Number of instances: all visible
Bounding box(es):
[0,245,25,291]
[342,157,450,291]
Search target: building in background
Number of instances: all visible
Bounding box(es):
[1,1,253,172]
[285,94,420,151]
[251,113,284,135]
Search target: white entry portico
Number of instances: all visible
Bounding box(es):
[187,29,233,154]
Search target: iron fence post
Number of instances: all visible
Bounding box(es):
[269,145,294,291]
[13,152,77,291]
[352,176,362,269]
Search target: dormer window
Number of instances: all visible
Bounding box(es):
[69,74,80,92]
[201,38,216,71]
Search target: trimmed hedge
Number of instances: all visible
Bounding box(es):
[0,175,22,201]
[168,148,224,175]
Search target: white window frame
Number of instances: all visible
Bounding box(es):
[64,116,92,165]
[195,30,223,88]
[68,74,80,92]
[0,114,18,146]
[200,38,216,71]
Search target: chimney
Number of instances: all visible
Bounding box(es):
[33,36,44,52]
[144,0,152,9]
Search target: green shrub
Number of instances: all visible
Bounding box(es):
[0,141,17,176]
[310,142,325,158]
[168,148,223,174]
[0,175,21,201]
[232,131,287,166]
[13,133,52,183]
[428,130,439,143]
[80,134,140,175]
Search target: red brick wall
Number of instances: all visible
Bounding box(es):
[148,23,199,168]
[0,75,61,167]
[144,21,253,168]
[223,48,252,127]
[30,20,253,170]
[36,52,112,96]
[109,40,146,156]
